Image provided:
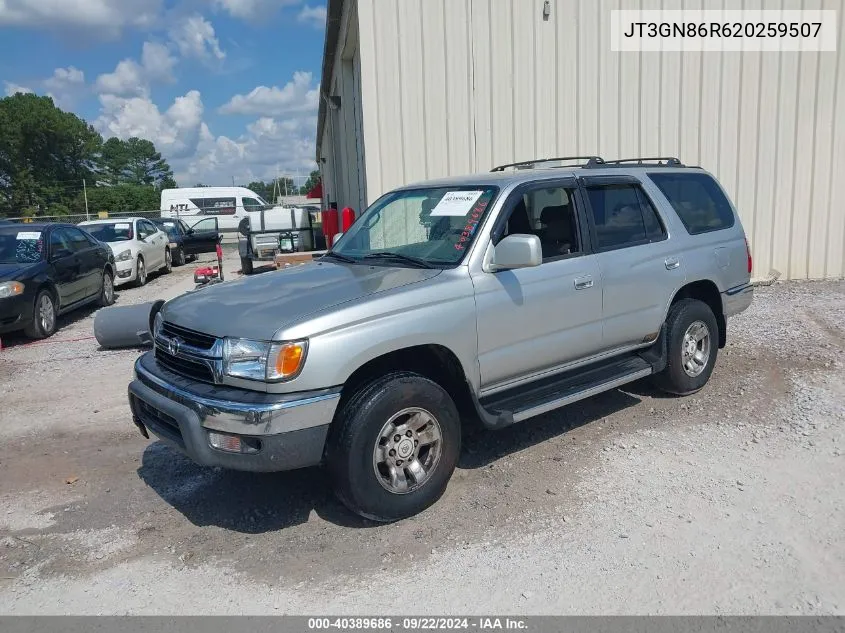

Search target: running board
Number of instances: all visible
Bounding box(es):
[478,356,653,426]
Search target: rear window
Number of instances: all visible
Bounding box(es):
[0,228,45,264]
[648,172,735,234]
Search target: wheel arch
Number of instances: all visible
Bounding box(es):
[669,279,726,348]
[336,344,481,429]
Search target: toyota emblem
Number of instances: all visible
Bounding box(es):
[167,336,182,355]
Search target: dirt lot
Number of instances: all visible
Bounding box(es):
[0,263,843,615]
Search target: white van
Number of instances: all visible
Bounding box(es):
[160,187,272,232]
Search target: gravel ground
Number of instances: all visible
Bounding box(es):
[0,273,842,615]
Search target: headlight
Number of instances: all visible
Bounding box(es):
[153,311,164,337]
[222,338,307,382]
[0,281,24,299]
[116,249,132,262]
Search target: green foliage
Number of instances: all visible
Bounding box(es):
[299,169,321,195]
[0,92,177,218]
[243,178,297,203]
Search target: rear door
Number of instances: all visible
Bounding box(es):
[64,226,101,299]
[48,228,82,306]
[183,217,219,255]
[579,175,683,351]
[137,220,167,268]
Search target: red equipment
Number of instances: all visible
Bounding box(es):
[341,207,356,233]
[323,208,340,247]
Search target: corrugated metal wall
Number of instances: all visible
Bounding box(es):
[353,0,844,279]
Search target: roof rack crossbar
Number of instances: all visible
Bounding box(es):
[589,157,684,167]
[491,156,605,172]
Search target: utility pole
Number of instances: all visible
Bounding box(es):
[83,179,90,221]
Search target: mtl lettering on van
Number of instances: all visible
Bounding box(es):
[170,204,189,214]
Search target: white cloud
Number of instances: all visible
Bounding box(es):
[95,41,176,98]
[219,71,319,116]
[0,0,161,36]
[169,14,225,61]
[173,114,316,186]
[95,90,204,160]
[3,81,33,96]
[297,4,326,28]
[212,0,299,21]
[42,66,86,108]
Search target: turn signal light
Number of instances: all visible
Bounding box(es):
[267,341,307,380]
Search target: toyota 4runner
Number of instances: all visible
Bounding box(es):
[128,156,754,522]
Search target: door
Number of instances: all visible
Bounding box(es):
[182,217,219,255]
[64,226,100,299]
[471,181,604,391]
[137,220,167,268]
[48,228,82,306]
[579,176,682,350]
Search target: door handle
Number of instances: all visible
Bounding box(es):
[574,277,594,290]
[665,257,680,270]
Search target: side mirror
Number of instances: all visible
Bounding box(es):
[187,228,195,235]
[333,232,344,244]
[491,234,542,270]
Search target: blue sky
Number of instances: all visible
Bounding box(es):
[0,0,326,187]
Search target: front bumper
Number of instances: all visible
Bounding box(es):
[723,283,754,317]
[0,293,32,335]
[114,258,136,286]
[128,352,340,472]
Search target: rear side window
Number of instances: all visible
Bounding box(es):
[189,197,236,215]
[648,172,735,234]
[585,184,666,250]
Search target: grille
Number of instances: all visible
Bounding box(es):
[155,345,216,383]
[132,396,184,448]
[161,321,217,350]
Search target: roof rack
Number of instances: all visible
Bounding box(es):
[585,157,684,168]
[490,156,605,172]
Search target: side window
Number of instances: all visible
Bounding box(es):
[49,229,73,257]
[586,184,664,251]
[648,172,735,234]
[502,186,581,261]
[190,218,219,233]
[65,227,93,252]
[136,221,152,239]
[189,197,236,215]
[242,197,267,211]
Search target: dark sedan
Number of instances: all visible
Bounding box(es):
[150,217,219,266]
[0,223,116,339]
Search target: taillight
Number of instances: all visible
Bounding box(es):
[745,238,752,274]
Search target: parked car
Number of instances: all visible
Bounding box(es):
[150,217,220,266]
[79,218,171,287]
[0,222,115,339]
[128,157,753,521]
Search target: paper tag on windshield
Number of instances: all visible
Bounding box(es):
[430,190,485,216]
[16,231,41,240]
[115,223,130,229]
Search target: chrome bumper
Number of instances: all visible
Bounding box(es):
[132,352,341,436]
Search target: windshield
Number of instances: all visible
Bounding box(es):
[0,228,45,264]
[84,222,134,242]
[332,186,498,266]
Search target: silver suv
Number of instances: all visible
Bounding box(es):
[129,156,753,521]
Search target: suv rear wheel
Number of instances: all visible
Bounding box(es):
[326,372,461,522]
[654,298,719,395]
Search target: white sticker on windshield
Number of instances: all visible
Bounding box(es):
[16,231,41,240]
[115,223,130,229]
[430,190,485,216]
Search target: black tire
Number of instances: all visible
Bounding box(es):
[653,298,719,395]
[162,248,172,273]
[173,248,186,266]
[240,256,253,275]
[135,256,147,287]
[326,372,461,522]
[98,269,115,307]
[24,289,58,339]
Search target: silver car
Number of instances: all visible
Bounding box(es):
[128,157,753,521]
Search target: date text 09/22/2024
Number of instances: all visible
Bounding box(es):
[307,617,528,630]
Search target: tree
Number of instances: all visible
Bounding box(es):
[299,169,321,195]
[77,183,160,214]
[243,178,296,203]
[0,93,102,217]
[124,137,174,187]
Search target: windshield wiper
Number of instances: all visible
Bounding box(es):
[321,251,357,264]
[361,252,435,269]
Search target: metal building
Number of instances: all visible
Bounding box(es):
[316,0,844,280]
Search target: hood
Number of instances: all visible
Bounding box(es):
[162,262,442,340]
[0,261,41,282]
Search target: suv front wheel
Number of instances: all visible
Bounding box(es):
[326,372,461,522]
[654,298,719,395]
